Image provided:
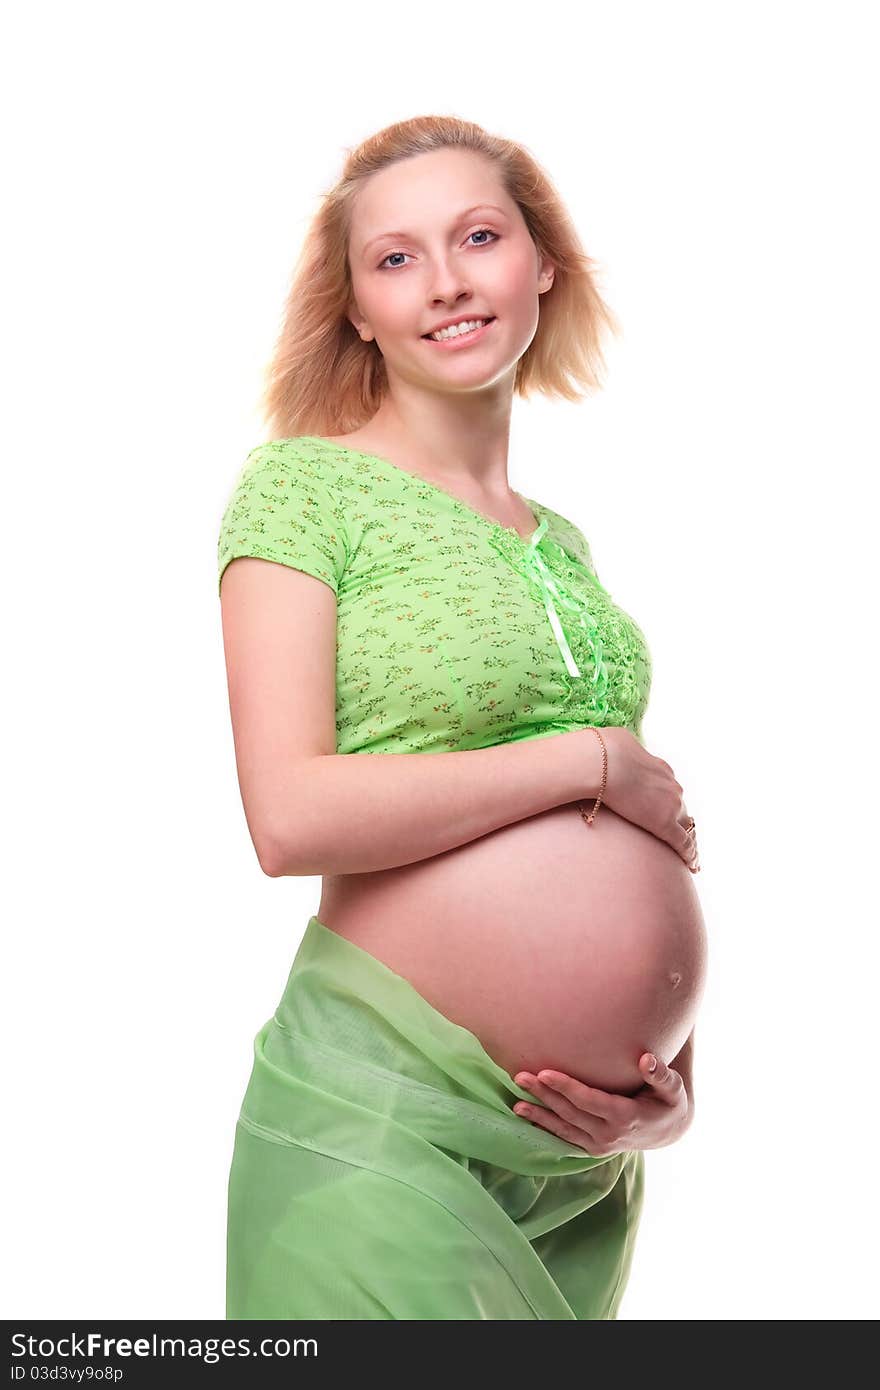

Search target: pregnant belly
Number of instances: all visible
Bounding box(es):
[317,801,708,1096]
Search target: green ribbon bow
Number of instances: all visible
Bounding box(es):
[490,517,610,720]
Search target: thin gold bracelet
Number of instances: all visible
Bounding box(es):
[577,725,607,827]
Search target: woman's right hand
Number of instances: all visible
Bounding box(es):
[579,726,700,871]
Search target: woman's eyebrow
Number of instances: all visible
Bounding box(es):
[361,204,508,258]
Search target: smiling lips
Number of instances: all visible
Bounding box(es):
[422,317,496,346]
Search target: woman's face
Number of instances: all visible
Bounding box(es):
[346,148,554,393]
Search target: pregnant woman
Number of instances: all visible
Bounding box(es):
[217,116,707,1321]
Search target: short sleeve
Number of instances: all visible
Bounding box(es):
[217,442,348,597]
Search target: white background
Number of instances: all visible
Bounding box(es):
[4,0,877,1321]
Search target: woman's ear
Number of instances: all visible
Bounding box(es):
[536,254,556,297]
[347,303,374,343]
[537,257,556,295]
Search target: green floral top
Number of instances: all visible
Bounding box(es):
[217,435,652,754]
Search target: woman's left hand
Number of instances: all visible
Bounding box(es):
[511,1052,691,1154]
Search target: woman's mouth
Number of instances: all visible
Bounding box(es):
[421,317,496,348]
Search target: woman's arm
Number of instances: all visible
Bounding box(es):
[269,731,603,876]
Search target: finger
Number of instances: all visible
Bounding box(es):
[680,830,699,872]
[512,1076,604,1141]
[525,1079,613,1134]
[640,1054,684,1101]
[513,1072,602,1132]
[678,818,698,865]
[516,1070,616,1123]
[513,1101,607,1155]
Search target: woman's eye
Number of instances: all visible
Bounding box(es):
[378,251,410,270]
[377,228,499,271]
[467,228,498,247]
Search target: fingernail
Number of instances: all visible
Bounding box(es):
[646,1054,657,1072]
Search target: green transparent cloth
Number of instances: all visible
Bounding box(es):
[226,917,645,1320]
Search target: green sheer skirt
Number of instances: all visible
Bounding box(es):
[226,915,645,1320]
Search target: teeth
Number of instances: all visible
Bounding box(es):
[429,318,489,341]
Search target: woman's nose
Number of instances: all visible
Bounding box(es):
[427,267,473,304]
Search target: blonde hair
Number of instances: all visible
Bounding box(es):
[259,114,621,439]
